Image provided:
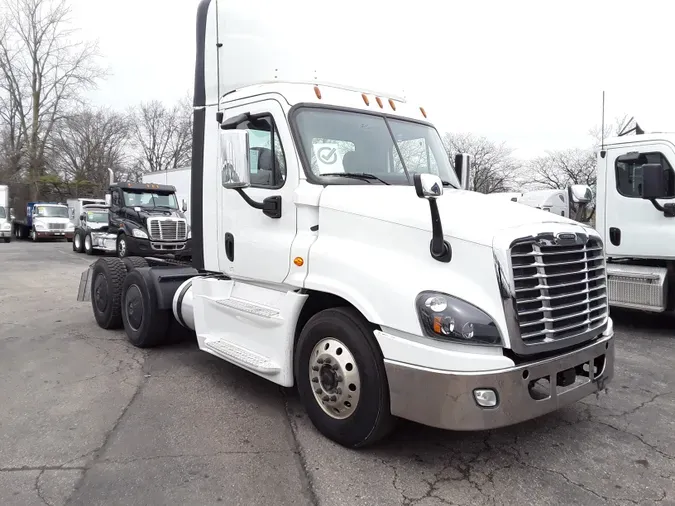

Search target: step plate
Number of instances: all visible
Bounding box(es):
[204,338,280,375]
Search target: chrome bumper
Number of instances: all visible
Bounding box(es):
[384,328,614,431]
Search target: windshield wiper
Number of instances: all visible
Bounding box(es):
[321,173,391,185]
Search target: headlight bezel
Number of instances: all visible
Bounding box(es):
[415,290,503,347]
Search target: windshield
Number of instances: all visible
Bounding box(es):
[34,205,68,218]
[292,107,461,187]
[86,211,108,223]
[0,206,5,219]
[122,190,178,209]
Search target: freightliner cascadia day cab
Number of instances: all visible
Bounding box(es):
[77,0,615,448]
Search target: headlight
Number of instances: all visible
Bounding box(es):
[34,221,46,231]
[415,291,502,346]
[187,230,191,239]
[132,229,148,239]
[1,222,10,231]
[66,223,75,230]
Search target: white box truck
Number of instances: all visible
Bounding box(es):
[76,0,615,448]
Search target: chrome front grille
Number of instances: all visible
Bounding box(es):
[510,235,608,350]
[50,223,66,230]
[147,218,187,241]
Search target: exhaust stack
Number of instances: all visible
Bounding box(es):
[108,168,115,186]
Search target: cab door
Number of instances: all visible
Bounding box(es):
[216,98,298,284]
[605,142,675,259]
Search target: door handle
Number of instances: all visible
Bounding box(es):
[225,232,234,261]
[609,227,621,246]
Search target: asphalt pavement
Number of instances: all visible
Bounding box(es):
[0,240,673,506]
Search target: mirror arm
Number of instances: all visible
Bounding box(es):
[234,189,282,219]
[427,199,452,263]
[648,198,675,217]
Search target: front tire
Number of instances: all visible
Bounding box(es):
[294,307,395,448]
[117,233,129,258]
[90,258,127,330]
[121,269,170,348]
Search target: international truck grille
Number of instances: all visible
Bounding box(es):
[50,223,66,230]
[510,236,608,347]
[147,218,187,241]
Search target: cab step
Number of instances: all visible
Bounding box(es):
[203,337,280,374]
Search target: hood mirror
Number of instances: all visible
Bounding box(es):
[413,173,451,263]
[454,153,472,191]
[570,184,593,204]
[182,199,188,212]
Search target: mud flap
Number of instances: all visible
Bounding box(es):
[77,266,93,302]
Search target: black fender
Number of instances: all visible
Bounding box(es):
[135,266,201,311]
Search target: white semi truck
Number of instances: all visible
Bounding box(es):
[0,185,10,243]
[76,0,615,448]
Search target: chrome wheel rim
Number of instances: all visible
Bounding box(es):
[309,337,361,420]
[85,235,91,251]
[75,234,81,249]
[118,238,126,257]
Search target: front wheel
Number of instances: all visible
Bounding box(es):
[73,230,84,253]
[117,233,129,258]
[84,233,94,255]
[3,237,10,243]
[294,307,395,448]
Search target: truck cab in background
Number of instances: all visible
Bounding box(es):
[596,132,675,313]
[12,202,74,242]
[106,180,191,259]
[0,185,10,243]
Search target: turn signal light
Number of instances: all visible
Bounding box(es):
[294,257,304,267]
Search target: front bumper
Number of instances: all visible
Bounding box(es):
[126,236,192,257]
[384,325,614,431]
[0,230,10,238]
[35,230,74,239]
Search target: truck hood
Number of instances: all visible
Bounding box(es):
[318,185,580,247]
[136,208,186,220]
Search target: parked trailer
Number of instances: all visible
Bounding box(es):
[0,185,11,243]
[77,0,614,449]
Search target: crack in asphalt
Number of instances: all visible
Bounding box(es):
[100,449,299,465]
[281,393,320,506]
[63,348,149,506]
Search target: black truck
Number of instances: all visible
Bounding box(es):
[85,176,192,259]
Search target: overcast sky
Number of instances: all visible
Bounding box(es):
[70,0,671,160]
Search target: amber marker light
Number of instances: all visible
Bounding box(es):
[294,257,304,267]
[375,96,383,108]
[314,86,322,99]
[388,98,396,111]
[420,107,427,118]
[362,93,370,106]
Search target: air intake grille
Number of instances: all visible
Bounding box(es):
[50,223,66,230]
[510,237,608,347]
[147,218,187,241]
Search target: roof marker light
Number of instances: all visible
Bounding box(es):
[388,98,396,111]
[362,93,370,106]
[420,107,427,118]
[376,97,383,108]
[314,86,322,99]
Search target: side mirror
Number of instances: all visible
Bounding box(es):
[80,213,85,221]
[570,184,593,204]
[641,163,667,200]
[454,153,472,191]
[220,129,251,189]
[182,199,188,212]
[413,173,451,263]
[413,173,443,199]
[9,208,14,220]
[105,194,112,207]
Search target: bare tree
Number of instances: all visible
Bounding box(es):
[0,0,105,198]
[443,132,520,193]
[131,96,192,173]
[527,148,597,190]
[51,106,133,195]
[588,113,633,147]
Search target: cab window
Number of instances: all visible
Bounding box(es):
[616,151,675,198]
